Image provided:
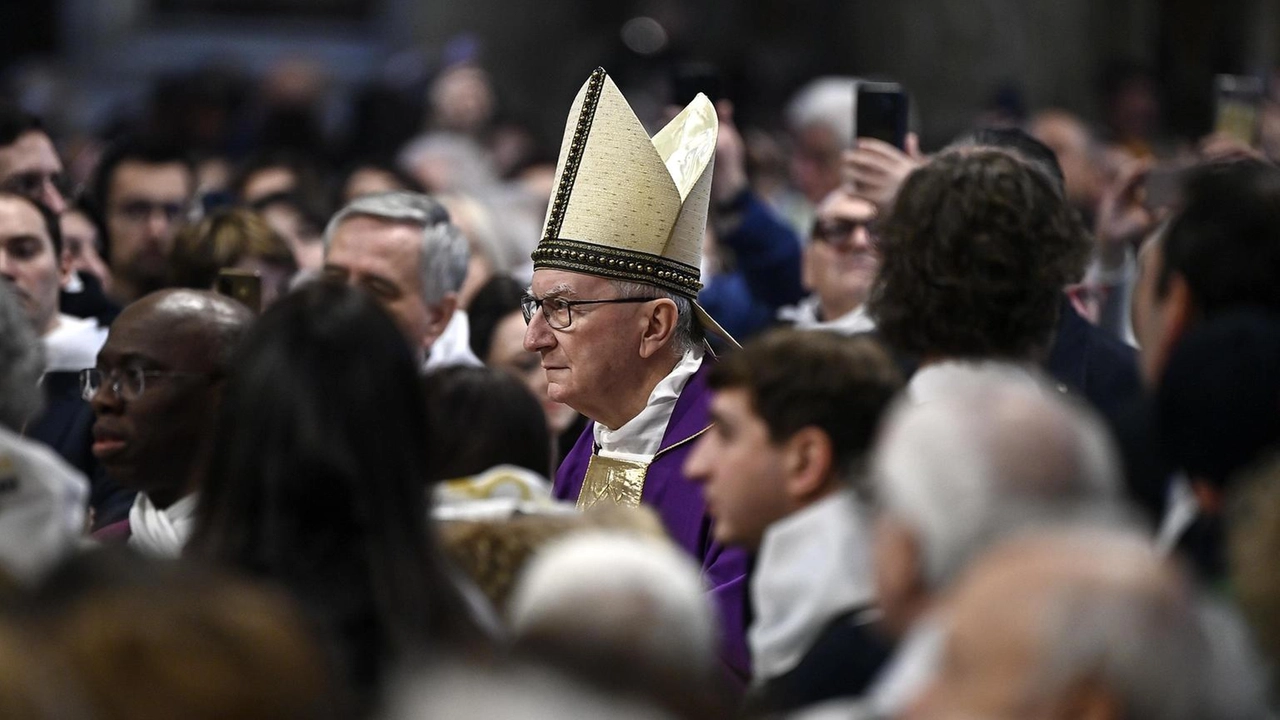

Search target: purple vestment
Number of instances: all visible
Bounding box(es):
[554,361,752,685]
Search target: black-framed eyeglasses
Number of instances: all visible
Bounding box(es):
[110,199,191,226]
[521,294,658,330]
[811,218,878,248]
[79,367,215,402]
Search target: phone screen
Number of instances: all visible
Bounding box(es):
[215,269,262,314]
[856,82,909,149]
[1214,74,1264,146]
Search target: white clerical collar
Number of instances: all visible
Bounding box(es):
[128,492,198,559]
[749,489,878,682]
[782,296,876,336]
[594,346,705,461]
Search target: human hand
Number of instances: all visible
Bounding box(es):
[1093,158,1156,270]
[843,133,922,210]
[1197,132,1268,164]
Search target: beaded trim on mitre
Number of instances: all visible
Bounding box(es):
[535,67,703,299]
[532,239,703,298]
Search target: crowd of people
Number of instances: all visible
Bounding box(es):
[0,49,1279,719]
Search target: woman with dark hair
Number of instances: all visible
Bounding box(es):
[187,281,485,710]
[424,365,553,500]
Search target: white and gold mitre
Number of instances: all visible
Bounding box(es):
[532,67,736,346]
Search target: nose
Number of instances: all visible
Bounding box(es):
[523,309,555,353]
[850,224,873,251]
[682,434,713,484]
[147,211,171,240]
[88,375,124,416]
[40,180,67,215]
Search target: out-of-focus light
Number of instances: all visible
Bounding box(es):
[621,17,668,56]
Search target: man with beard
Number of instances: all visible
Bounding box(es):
[91,140,196,305]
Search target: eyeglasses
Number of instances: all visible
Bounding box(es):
[812,218,878,248]
[79,367,214,402]
[521,294,657,330]
[110,200,191,226]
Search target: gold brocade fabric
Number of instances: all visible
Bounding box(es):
[577,454,649,510]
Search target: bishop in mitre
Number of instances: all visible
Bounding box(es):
[521,68,750,682]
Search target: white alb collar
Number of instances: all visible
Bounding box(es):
[749,489,877,681]
[594,346,704,461]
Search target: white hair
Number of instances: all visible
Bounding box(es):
[1017,531,1267,720]
[786,76,856,144]
[870,363,1130,589]
[324,191,469,305]
[0,283,44,430]
[507,532,716,683]
[609,280,700,356]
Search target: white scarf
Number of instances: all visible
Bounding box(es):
[593,347,704,461]
[128,493,198,558]
[749,490,878,682]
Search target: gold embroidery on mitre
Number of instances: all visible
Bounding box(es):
[578,454,649,510]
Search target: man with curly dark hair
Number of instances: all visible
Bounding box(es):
[868,148,1092,381]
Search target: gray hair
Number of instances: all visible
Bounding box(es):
[609,280,701,356]
[786,76,856,144]
[1020,532,1266,720]
[507,531,717,684]
[870,364,1130,589]
[0,283,44,429]
[324,191,470,305]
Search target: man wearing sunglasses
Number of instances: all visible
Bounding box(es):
[523,69,751,685]
[86,289,252,555]
[779,187,880,335]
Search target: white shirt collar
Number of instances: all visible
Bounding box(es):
[906,359,1046,405]
[594,347,704,461]
[867,614,947,716]
[42,314,108,372]
[749,489,878,681]
[782,296,877,336]
[424,309,483,372]
[128,492,199,558]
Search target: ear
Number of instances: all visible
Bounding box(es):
[423,293,459,351]
[638,298,679,359]
[782,426,836,503]
[57,246,73,289]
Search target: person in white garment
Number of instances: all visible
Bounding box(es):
[683,329,903,713]
[849,366,1133,719]
[85,289,252,556]
[778,187,880,335]
[321,191,481,371]
[0,192,106,371]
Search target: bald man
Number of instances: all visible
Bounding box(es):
[908,529,1265,720]
[87,290,253,556]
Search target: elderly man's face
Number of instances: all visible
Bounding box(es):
[804,191,880,317]
[0,195,64,336]
[324,215,445,356]
[522,268,653,426]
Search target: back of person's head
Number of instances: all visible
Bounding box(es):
[30,549,341,720]
[869,148,1091,361]
[423,365,551,481]
[709,330,903,480]
[0,615,87,719]
[1230,455,1280,676]
[466,275,525,362]
[1159,159,1280,317]
[507,531,724,717]
[189,281,477,694]
[946,126,1067,197]
[785,76,855,141]
[0,282,44,430]
[168,208,298,291]
[871,365,1128,591]
[1157,310,1280,493]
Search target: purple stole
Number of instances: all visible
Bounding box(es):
[554,361,752,685]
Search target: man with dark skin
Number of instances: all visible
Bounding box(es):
[87,289,252,556]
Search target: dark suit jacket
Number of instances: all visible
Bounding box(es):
[1046,296,1142,422]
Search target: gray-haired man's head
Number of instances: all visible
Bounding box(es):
[322,191,469,357]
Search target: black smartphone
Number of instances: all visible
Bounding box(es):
[855,81,910,150]
[672,63,723,106]
[215,269,262,314]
